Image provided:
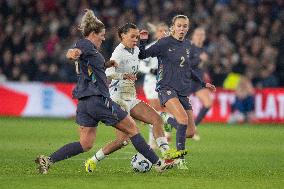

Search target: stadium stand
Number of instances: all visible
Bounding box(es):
[0,0,283,87]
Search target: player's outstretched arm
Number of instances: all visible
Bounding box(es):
[138,30,161,59]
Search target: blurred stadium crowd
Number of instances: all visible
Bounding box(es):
[0,0,283,87]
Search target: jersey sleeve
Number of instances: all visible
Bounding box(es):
[139,59,151,74]
[74,40,96,57]
[190,44,201,68]
[139,39,162,59]
[110,48,122,66]
[190,67,206,87]
[106,48,123,80]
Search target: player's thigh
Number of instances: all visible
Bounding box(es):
[196,88,213,107]
[130,102,162,125]
[164,97,188,125]
[148,99,166,112]
[115,114,139,137]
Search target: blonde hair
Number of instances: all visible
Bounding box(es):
[170,15,189,35]
[79,9,105,37]
[193,27,206,33]
[147,22,168,33]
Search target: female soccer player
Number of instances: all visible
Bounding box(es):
[164,27,213,141]
[139,22,170,148]
[35,10,175,174]
[139,15,216,169]
[81,23,185,172]
[190,27,213,127]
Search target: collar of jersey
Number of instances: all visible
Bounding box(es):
[120,43,134,54]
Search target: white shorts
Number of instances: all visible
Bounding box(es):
[143,75,158,100]
[111,96,141,113]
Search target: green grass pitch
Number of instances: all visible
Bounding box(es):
[0,117,283,189]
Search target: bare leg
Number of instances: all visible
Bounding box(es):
[147,99,166,147]
[148,99,166,112]
[195,88,213,125]
[130,102,164,139]
[196,88,213,108]
[79,126,97,151]
[101,129,129,156]
[130,102,170,152]
[185,110,196,138]
[164,98,188,125]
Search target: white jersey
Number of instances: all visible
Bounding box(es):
[106,43,140,112]
[139,41,159,99]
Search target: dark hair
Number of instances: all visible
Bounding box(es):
[79,9,105,37]
[117,23,138,40]
[171,15,189,26]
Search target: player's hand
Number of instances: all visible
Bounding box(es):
[205,83,216,92]
[66,48,81,60]
[139,30,149,40]
[200,52,208,62]
[123,73,137,81]
[105,60,118,68]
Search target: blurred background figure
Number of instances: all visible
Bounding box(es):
[190,27,213,129]
[228,76,255,124]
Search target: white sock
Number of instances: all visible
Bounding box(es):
[156,137,169,153]
[91,148,105,163]
[148,125,155,145]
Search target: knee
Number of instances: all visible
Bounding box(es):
[186,132,194,138]
[126,119,139,137]
[151,115,164,127]
[176,114,188,125]
[203,98,213,108]
[80,140,94,152]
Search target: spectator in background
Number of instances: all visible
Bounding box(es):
[0,68,7,82]
[0,0,283,86]
[228,76,255,124]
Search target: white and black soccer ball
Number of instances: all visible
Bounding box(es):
[131,153,152,173]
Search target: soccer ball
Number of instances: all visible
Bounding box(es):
[131,153,152,173]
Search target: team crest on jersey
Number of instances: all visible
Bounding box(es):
[168,48,175,52]
[166,90,172,95]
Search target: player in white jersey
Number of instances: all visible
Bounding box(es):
[107,41,140,113]
[139,23,171,148]
[83,23,187,172]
